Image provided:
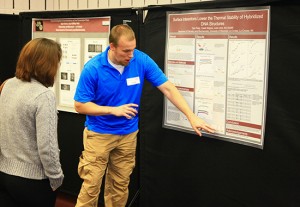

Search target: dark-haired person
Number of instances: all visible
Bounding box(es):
[0,38,64,207]
[74,24,215,207]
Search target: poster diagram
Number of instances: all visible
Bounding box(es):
[164,7,270,148]
[32,17,111,112]
[84,38,108,64]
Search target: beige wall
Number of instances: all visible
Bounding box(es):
[0,0,212,14]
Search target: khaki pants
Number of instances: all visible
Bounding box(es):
[75,128,138,207]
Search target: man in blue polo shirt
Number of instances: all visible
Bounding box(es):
[74,24,215,207]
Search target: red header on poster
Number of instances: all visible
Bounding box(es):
[169,9,268,33]
[33,17,110,33]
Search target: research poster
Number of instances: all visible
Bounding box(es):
[32,17,111,112]
[164,6,270,148]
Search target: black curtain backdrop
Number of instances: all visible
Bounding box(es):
[0,14,20,82]
[18,9,141,207]
[139,0,300,206]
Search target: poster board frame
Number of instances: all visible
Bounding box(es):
[163,6,270,149]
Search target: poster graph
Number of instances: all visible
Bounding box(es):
[163,7,270,148]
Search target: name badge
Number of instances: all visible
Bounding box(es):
[126,77,140,86]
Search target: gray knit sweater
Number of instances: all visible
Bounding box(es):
[0,77,64,190]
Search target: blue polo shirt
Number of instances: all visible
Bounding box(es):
[74,46,168,135]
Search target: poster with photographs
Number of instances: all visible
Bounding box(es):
[59,38,81,108]
[32,17,111,112]
[84,38,108,64]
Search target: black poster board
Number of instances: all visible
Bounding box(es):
[139,0,300,206]
[0,14,20,82]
